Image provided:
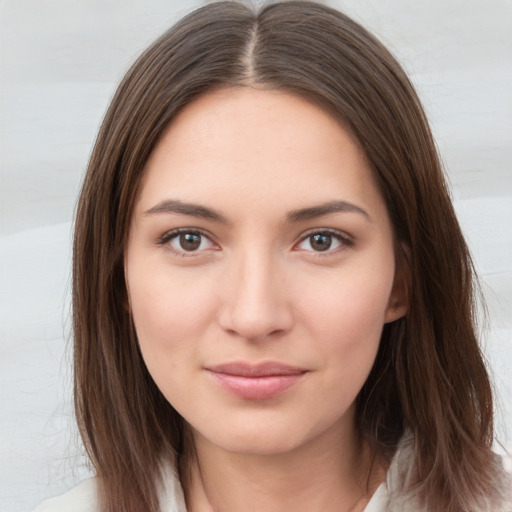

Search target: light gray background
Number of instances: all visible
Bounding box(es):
[1,1,511,510]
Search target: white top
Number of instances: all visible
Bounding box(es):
[32,463,387,512]
[33,435,511,512]
[32,473,388,512]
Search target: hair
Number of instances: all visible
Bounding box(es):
[72,2,509,511]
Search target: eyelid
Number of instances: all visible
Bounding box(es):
[157,227,219,256]
[156,227,353,256]
[293,228,354,253]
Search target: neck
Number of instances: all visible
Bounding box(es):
[181,422,385,512]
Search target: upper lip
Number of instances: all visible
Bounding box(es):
[206,362,307,377]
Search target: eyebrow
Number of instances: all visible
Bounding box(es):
[286,200,372,223]
[144,199,228,223]
[144,199,371,223]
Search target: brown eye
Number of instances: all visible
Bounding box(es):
[296,230,348,253]
[179,233,202,251]
[164,230,215,254]
[310,233,332,251]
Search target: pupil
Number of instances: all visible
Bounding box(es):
[180,233,201,251]
[311,233,332,251]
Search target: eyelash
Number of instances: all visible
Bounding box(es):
[296,229,354,255]
[157,228,354,256]
[157,228,218,257]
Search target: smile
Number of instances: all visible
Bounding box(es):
[206,362,307,400]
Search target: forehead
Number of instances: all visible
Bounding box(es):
[136,87,387,222]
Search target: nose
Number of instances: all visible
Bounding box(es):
[217,249,294,342]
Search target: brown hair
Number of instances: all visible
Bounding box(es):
[73,2,508,511]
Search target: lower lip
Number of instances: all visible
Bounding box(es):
[208,372,305,400]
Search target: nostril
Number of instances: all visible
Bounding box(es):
[217,302,293,342]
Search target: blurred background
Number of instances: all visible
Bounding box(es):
[1,1,511,510]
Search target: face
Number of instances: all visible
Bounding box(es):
[125,88,407,456]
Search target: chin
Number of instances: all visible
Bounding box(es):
[189,409,349,458]
[202,429,310,456]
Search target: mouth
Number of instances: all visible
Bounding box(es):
[205,362,307,400]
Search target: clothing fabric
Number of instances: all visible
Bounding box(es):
[32,460,387,512]
[33,434,511,512]
[32,472,387,512]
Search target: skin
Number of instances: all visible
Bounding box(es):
[125,88,408,512]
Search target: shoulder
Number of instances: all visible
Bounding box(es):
[32,477,98,512]
[31,462,187,512]
[500,456,512,512]
[386,434,512,512]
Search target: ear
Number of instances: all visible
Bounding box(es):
[123,262,132,313]
[123,290,131,313]
[384,244,411,324]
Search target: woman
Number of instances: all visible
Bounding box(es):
[35,1,510,511]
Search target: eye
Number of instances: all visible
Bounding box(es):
[295,230,351,253]
[160,229,216,254]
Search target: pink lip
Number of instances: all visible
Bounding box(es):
[206,362,307,400]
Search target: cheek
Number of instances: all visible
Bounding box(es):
[297,259,394,373]
[303,263,393,330]
[126,262,218,378]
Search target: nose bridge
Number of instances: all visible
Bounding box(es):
[219,244,292,341]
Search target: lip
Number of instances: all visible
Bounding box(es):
[206,362,307,400]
